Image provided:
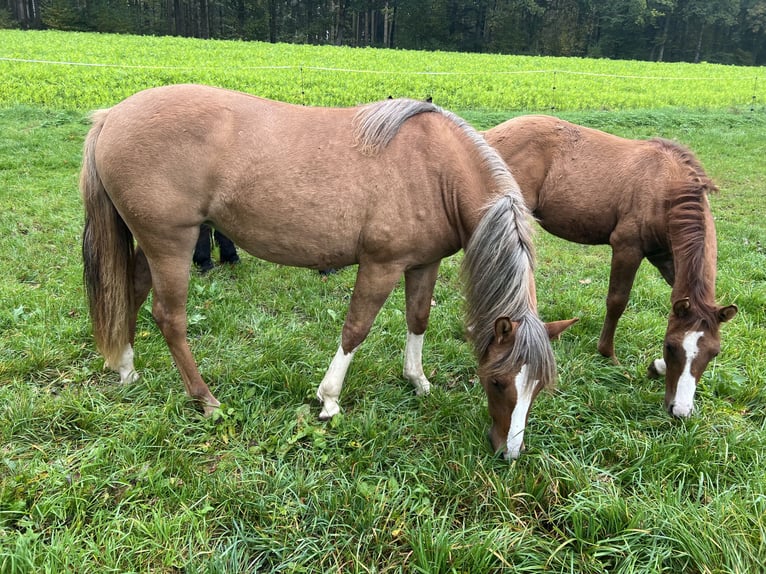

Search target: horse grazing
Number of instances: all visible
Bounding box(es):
[485,115,737,417]
[81,85,575,459]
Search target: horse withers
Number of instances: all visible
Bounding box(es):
[80,85,575,459]
[485,115,737,417]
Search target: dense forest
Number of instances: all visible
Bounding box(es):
[3,0,766,65]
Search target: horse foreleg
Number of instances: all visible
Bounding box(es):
[598,245,643,364]
[317,262,403,420]
[402,263,440,396]
[150,259,220,415]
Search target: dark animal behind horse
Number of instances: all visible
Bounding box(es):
[81,85,572,459]
[485,114,737,417]
[193,224,239,272]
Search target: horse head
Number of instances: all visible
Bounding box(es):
[649,297,738,417]
[478,317,578,459]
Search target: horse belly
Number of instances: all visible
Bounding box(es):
[535,196,616,246]
[209,197,363,269]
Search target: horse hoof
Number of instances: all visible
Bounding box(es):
[196,260,215,273]
[202,398,221,417]
[413,380,431,396]
[318,402,340,420]
[119,369,139,385]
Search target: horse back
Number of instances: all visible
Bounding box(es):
[486,115,693,247]
[92,85,477,268]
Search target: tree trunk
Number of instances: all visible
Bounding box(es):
[237,0,245,36]
[199,0,209,39]
[335,0,346,45]
[383,2,390,47]
[694,23,704,63]
[173,0,183,35]
[268,0,277,42]
[657,13,671,61]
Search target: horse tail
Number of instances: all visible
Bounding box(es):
[462,193,557,389]
[80,109,136,369]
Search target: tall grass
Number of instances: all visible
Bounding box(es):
[1,76,765,572]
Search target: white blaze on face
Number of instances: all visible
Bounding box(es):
[671,331,704,418]
[506,364,536,460]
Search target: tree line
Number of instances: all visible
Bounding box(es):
[4,0,766,66]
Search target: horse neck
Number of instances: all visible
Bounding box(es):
[669,190,717,307]
[442,153,511,247]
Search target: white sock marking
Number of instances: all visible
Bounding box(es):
[317,344,356,419]
[653,358,667,375]
[403,331,431,396]
[114,345,139,384]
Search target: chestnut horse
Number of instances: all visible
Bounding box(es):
[485,115,737,417]
[81,85,575,459]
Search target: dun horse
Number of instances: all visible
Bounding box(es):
[485,115,737,417]
[81,85,575,459]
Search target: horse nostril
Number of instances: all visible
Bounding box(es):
[486,429,505,458]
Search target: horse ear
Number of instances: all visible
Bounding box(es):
[717,304,738,323]
[672,298,691,318]
[545,318,579,340]
[493,317,516,344]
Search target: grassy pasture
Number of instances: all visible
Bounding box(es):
[1,31,766,573]
[1,29,764,112]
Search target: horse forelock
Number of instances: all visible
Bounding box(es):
[486,316,558,390]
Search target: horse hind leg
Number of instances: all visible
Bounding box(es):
[317,261,404,420]
[111,246,154,384]
[402,263,440,396]
[149,253,220,415]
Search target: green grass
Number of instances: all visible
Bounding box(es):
[2,29,764,112]
[1,52,766,572]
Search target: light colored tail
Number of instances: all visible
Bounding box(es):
[80,109,135,369]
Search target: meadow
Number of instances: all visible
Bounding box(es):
[1,30,765,573]
[1,29,764,112]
